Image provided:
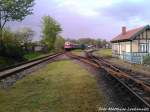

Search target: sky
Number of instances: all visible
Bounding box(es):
[8,0,150,41]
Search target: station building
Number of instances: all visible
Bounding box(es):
[111,25,150,64]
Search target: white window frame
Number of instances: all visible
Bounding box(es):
[139,43,147,52]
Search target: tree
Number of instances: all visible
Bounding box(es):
[66,38,78,44]
[0,0,35,54]
[78,38,95,45]
[101,39,107,48]
[15,27,34,52]
[0,0,34,31]
[41,16,62,51]
[54,35,65,51]
[95,39,102,48]
[2,28,24,59]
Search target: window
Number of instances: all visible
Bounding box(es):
[139,43,147,52]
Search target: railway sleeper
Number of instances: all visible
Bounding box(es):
[70,52,150,108]
[103,69,150,108]
[118,76,150,103]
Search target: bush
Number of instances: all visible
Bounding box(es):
[54,36,65,51]
[24,52,42,60]
[0,29,24,60]
[143,55,150,65]
[0,56,17,68]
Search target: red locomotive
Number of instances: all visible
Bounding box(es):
[64,41,82,51]
[64,41,72,50]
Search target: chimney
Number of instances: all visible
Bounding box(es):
[122,26,126,35]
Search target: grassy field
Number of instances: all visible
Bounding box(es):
[71,49,83,56]
[0,60,104,112]
[24,52,44,60]
[95,48,112,58]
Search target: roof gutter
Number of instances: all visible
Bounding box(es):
[111,25,150,43]
[130,25,150,40]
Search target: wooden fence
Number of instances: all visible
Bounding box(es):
[122,52,149,64]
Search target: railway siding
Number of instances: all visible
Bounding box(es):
[0,53,63,88]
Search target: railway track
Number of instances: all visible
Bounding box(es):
[67,51,150,108]
[0,52,64,79]
[86,52,150,86]
[0,52,64,72]
[104,61,150,86]
[0,52,64,88]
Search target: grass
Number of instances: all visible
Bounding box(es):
[0,60,104,112]
[95,49,150,76]
[0,56,17,69]
[109,57,150,76]
[24,52,43,60]
[143,55,150,65]
[71,49,83,56]
[95,48,112,58]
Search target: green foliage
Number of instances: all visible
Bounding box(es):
[15,27,34,52]
[0,56,17,68]
[0,0,35,29]
[67,38,110,48]
[54,35,65,51]
[0,0,35,60]
[95,39,103,48]
[78,38,96,45]
[1,29,24,59]
[143,55,150,65]
[42,16,62,51]
[24,52,42,60]
[15,27,34,43]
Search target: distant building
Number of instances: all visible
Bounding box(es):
[103,43,111,49]
[111,25,150,64]
[32,42,47,52]
[34,44,43,52]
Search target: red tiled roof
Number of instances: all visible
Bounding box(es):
[111,26,144,42]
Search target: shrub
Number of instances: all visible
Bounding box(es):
[143,55,150,65]
[0,29,24,60]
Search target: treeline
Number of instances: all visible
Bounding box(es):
[0,0,64,62]
[66,38,111,48]
[0,0,65,68]
[0,28,33,60]
[0,0,35,61]
[0,22,64,60]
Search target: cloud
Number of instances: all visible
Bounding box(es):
[8,0,150,40]
[101,0,150,22]
[54,0,115,16]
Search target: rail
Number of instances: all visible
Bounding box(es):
[86,51,150,108]
[0,52,64,80]
[67,51,150,108]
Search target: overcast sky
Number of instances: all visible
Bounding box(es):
[8,0,150,40]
